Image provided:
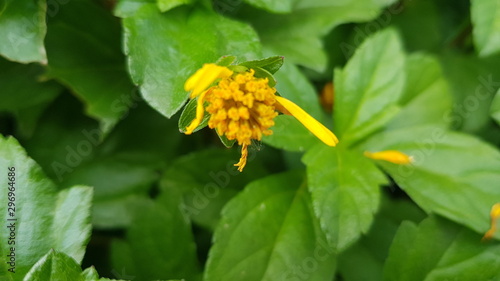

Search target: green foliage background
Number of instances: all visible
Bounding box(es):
[1,0,500,280]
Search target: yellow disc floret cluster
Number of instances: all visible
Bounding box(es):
[203,70,278,171]
[205,70,278,147]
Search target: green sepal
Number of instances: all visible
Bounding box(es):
[216,55,237,66]
[216,130,237,148]
[178,97,210,133]
[227,65,248,73]
[252,66,277,87]
[239,56,284,74]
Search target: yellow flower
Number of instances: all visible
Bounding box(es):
[364,150,413,164]
[184,63,339,172]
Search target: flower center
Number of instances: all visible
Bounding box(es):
[205,69,278,146]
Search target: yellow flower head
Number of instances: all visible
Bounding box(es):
[206,70,278,145]
[184,63,339,172]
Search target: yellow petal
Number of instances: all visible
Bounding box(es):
[184,90,208,135]
[483,203,500,241]
[274,96,339,146]
[364,150,413,164]
[184,64,233,98]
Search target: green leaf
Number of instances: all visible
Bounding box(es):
[385,53,452,130]
[360,126,500,237]
[157,0,193,12]
[45,0,135,133]
[113,0,155,18]
[390,0,441,52]
[25,101,180,228]
[204,172,336,281]
[92,194,149,229]
[0,0,47,63]
[383,216,500,281]
[303,145,387,252]
[240,0,398,71]
[491,88,500,125]
[97,102,183,161]
[0,58,62,136]
[60,102,181,228]
[0,59,60,111]
[162,148,268,229]
[178,97,211,133]
[52,186,93,260]
[81,266,100,280]
[337,195,426,281]
[243,0,294,13]
[61,154,158,200]
[20,95,100,182]
[471,0,500,57]
[60,155,158,228]
[23,250,83,281]
[109,240,136,280]
[0,136,93,280]
[439,53,500,135]
[123,4,260,118]
[239,56,284,74]
[334,28,405,146]
[24,250,129,281]
[111,192,200,280]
